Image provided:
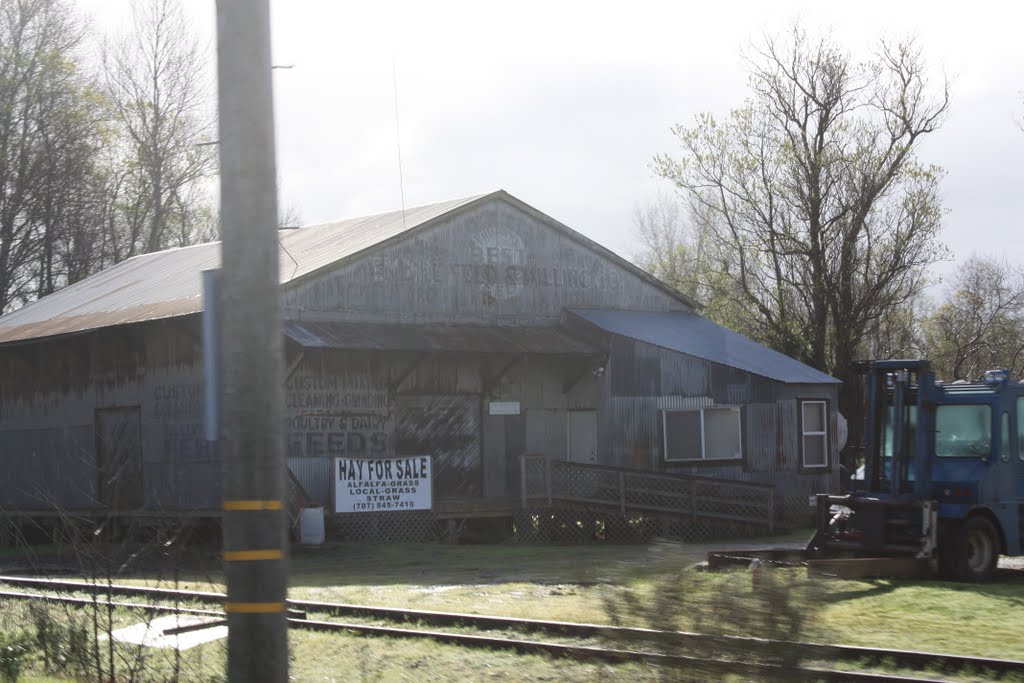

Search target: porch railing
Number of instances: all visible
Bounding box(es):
[519,455,776,532]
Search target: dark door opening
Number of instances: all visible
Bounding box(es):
[95,406,144,509]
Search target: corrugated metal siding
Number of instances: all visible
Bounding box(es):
[288,457,333,507]
[0,426,94,508]
[605,397,659,470]
[744,403,778,474]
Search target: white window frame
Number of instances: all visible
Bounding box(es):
[800,400,829,469]
[662,407,743,462]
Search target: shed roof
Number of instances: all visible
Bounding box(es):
[569,309,838,385]
[0,191,698,345]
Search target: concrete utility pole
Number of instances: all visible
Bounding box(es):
[215,1,288,681]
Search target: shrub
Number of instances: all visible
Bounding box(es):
[0,630,33,683]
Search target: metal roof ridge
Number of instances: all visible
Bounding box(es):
[287,192,495,232]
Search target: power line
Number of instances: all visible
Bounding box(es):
[392,56,407,231]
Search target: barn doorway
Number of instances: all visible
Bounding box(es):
[567,410,597,465]
[95,406,144,509]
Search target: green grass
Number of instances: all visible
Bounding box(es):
[8,533,1024,680]
[815,575,1024,658]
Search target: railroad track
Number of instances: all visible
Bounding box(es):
[0,575,1018,682]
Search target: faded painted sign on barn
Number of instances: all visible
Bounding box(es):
[335,456,432,513]
[285,366,393,459]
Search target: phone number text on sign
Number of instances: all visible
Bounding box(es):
[335,456,432,513]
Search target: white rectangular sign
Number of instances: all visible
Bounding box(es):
[489,401,521,415]
[335,456,432,513]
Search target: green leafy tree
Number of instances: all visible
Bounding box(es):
[653,26,949,466]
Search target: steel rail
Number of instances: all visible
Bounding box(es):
[0,575,1019,679]
[0,589,222,617]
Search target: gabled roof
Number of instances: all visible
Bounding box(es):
[0,191,699,345]
[569,309,838,385]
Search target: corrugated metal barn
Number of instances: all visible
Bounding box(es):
[0,190,839,537]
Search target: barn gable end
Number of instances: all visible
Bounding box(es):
[283,193,694,325]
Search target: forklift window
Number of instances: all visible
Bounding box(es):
[935,404,992,458]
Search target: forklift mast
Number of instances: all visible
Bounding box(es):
[856,359,936,500]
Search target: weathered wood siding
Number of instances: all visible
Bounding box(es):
[283,199,690,324]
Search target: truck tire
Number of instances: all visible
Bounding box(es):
[939,516,999,582]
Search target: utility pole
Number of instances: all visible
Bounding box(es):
[215,1,288,681]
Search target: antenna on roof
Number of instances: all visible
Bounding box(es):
[392,55,407,231]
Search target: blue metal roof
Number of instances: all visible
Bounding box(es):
[570,309,839,385]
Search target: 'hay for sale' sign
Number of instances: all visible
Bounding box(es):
[335,456,432,513]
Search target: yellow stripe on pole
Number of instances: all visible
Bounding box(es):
[223,549,284,562]
[224,602,286,614]
[222,499,283,511]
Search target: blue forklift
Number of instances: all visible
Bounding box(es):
[805,359,1024,581]
[709,359,1023,580]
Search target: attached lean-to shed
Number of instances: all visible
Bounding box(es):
[0,190,839,540]
[564,309,840,522]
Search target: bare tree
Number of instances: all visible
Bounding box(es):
[860,299,923,361]
[921,256,1024,381]
[278,200,302,230]
[653,25,949,467]
[102,0,216,258]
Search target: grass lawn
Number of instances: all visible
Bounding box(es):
[8,532,1024,681]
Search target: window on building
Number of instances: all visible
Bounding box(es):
[935,404,991,458]
[800,400,829,468]
[663,407,742,461]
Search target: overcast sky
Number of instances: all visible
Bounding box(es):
[81,0,1024,290]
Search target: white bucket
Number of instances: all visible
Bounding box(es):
[299,506,325,545]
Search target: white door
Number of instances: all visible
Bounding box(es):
[567,410,598,464]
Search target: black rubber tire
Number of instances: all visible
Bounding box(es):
[939,516,1000,582]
